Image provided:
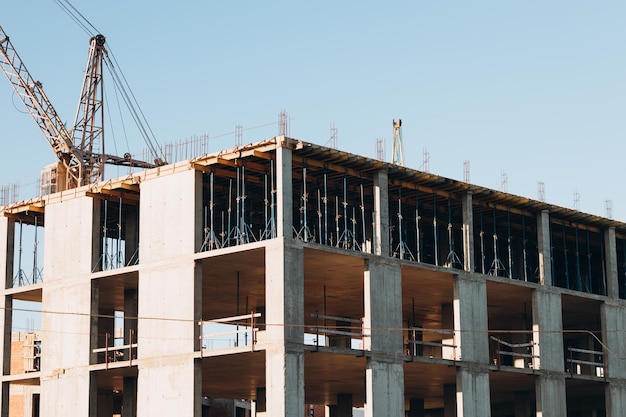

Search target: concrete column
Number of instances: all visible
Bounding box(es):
[454,276,489,363]
[265,240,304,417]
[40,196,96,416]
[373,170,390,257]
[363,260,404,417]
[453,276,490,417]
[461,193,474,273]
[124,206,139,266]
[602,302,626,416]
[276,140,293,239]
[123,376,137,417]
[604,228,618,299]
[532,289,566,417]
[124,289,138,349]
[1,296,11,376]
[536,211,552,286]
[0,216,15,289]
[329,394,352,417]
[443,384,456,417]
[137,169,202,417]
[513,391,532,417]
[409,398,425,417]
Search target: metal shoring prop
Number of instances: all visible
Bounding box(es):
[226,178,233,247]
[239,165,256,243]
[32,216,42,283]
[522,214,528,282]
[433,193,439,266]
[323,172,329,245]
[14,218,26,286]
[479,207,486,274]
[360,183,366,251]
[317,189,322,244]
[116,196,123,268]
[220,211,226,247]
[562,224,570,289]
[335,195,340,246]
[201,172,221,250]
[295,166,312,242]
[351,206,360,251]
[586,230,593,294]
[574,227,582,291]
[103,199,109,270]
[488,208,508,277]
[415,190,421,263]
[260,160,276,240]
[337,176,357,249]
[234,167,241,244]
[393,188,414,261]
[444,198,461,269]
[507,211,513,279]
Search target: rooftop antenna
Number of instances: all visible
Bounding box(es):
[573,189,581,210]
[537,181,545,202]
[235,124,243,147]
[422,148,430,173]
[392,119,404,166]
[375,138,385,160]
[500,169,508,192]
[278,111,290,136]
[463,161,470,183]
[605,199,613,219]
[329,122,338,148]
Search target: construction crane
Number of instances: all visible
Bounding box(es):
[0,25,164,191]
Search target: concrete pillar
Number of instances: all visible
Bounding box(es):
[329,394,352,417]
[513,391,532,417]
[264,240,304,417]
[0,216,15,289]
[454,276,489,363]
[1,296,11,375]
[461,193,474,273]
[373,170,390,257]
[363,260,404,417]
[409,398,425,417]
[443,384,456,417]
[532,289,566,417]
[453,276,490,417]
[602,302,626,416]
[604,228,618,299]
[123,376,137,417]
[124,288,138,350]
[276,139,293,239]
[40,196,96,416]
[536,211,552,286]
[124,206,139,266]
[137,169,202,417]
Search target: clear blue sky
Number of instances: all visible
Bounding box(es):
[1,1,625,220]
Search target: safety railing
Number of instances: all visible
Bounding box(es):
[490,336,538,370]
[200,312,261,351]
[92,330,137,369]
[307,313,364,351]
[566,345,606,378]
[406,327,457,361]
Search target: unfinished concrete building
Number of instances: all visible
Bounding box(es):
[1,136,625,417]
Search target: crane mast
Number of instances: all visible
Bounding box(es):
[0,25,162,191]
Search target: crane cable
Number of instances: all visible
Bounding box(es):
[52,0,166,165]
